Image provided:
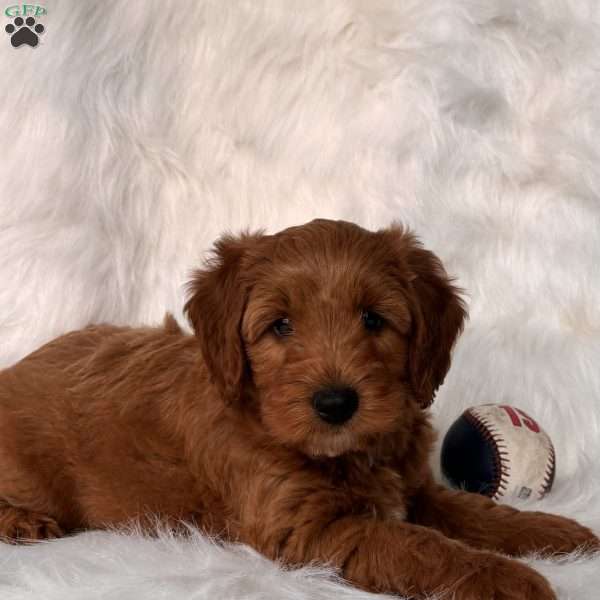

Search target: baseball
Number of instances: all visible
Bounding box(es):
[441,404,556,501]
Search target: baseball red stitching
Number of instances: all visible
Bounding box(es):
[539,441,556,498]
[464,409,510,500]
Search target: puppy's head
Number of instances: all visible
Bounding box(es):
[185,219,466,457]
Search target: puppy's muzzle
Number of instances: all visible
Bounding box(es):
[312,387,359,425]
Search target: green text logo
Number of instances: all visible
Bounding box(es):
[5,4,46,17]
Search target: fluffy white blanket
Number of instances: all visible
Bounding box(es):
[1,1,599,598]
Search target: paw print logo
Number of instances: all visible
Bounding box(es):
[5,16,45,48]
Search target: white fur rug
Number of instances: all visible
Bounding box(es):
[1,1,600,598]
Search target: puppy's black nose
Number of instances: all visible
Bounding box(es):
[312,387,359,425]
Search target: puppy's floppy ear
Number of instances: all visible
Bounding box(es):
[384,225,467,408]
[184,231,264,404]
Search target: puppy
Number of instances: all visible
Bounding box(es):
[0,219,597,599]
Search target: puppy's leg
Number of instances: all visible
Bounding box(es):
[0,501,63,543]
[410,481,600,557]
[238,480,556,599]
[272,516,555,598]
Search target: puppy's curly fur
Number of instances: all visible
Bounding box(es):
[0,219,597,599]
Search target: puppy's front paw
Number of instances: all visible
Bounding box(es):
[548,518,600,554]
[0,504,63,544]
[448,554,556,600]
[506,512,600,556]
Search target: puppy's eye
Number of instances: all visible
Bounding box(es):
[273,317,293,337]
[362,309,385,332]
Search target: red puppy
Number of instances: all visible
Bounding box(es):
[0,219,597,599]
